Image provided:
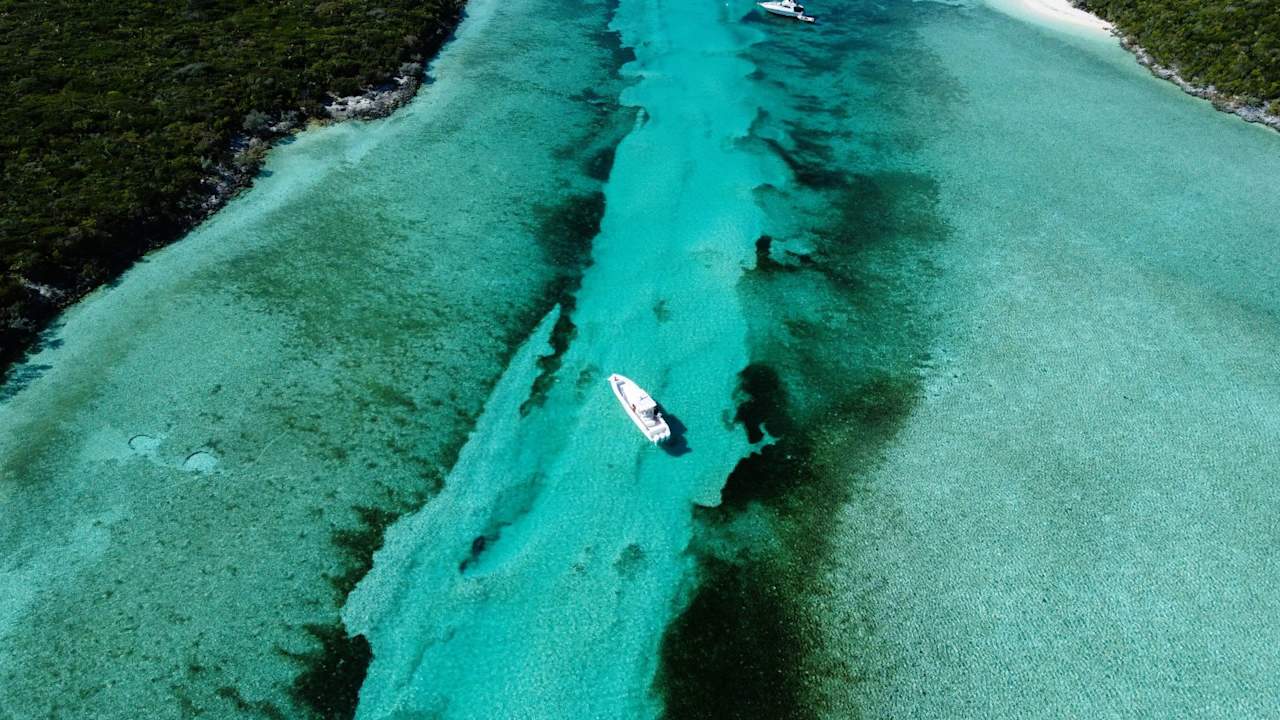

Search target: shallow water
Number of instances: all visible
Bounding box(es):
[808,7,1280,717]
[0,0,628,713]
[3,0,1280,717]
[712,1,1280,717]
[344,0,775,714]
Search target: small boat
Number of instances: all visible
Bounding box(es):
[757,0,816,22]
[608,373,672,444]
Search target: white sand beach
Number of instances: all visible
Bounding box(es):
[987,0,1113,34]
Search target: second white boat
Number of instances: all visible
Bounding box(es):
[757,0,817,22]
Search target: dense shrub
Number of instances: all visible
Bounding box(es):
[1079,0,1280,99]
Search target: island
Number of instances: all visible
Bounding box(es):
[1078,0,1280,128]
[0,0,464,373]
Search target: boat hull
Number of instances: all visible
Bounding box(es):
[608,374,671,444]
[757,3,816,21]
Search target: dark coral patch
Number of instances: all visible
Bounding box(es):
[585,145,618,181]
[284,623,372,720]
[753,235,780,272]
[732,363,792,445]
[718,439,808,512]
[535,191,605,271]
[762,136,852,190]
[284,497,422,720]
[328,504,405,599]
[214,685,287,720]
[594,0,638,74]
[521,192,606,414]
[459,532,496,573]
[656,557,815,720]
[816,171,946,261]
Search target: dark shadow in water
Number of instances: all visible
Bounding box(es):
[0,363,53,404]
[732,363,793,445]
[656,554,812,720]
[655,2,954,715]
[458,532,496,574]
[659,408,690,457]
[519,191,606,416]
[0,317,67,404]
[458,473,544,574]
[282,624,370,720]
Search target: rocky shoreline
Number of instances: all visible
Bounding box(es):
[197,65,427,224]
[1118,36,1280,132]
[1073,1,1280,133]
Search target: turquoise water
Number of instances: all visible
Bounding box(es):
[344,0,775,714]
[4,0,1280,717]
[710,1,1280,716]
[802,7,1280,717]
[0,0,629,713]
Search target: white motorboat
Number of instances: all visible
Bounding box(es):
[757,0,816,22]
[609,373,672,444]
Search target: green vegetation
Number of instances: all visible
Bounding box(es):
[1078,0,1280,100]
[0,0,464,369]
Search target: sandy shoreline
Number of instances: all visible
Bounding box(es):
[986,0,1280,132]
[986,0,1112,33]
